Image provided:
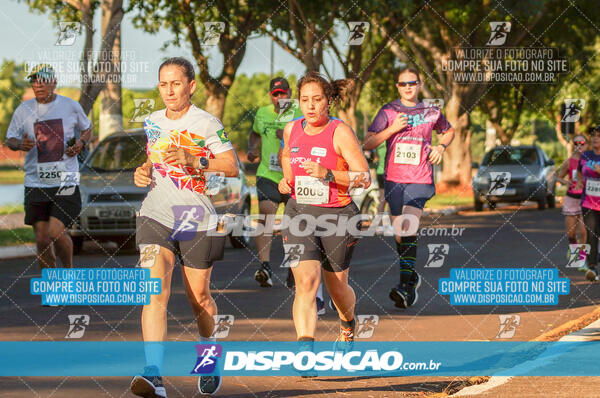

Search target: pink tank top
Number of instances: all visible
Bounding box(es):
[289,118,351,207]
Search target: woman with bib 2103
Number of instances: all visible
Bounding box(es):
[364,67,455,309]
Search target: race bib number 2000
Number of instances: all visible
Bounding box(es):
[394,142,421,165]
[295,176,329,204]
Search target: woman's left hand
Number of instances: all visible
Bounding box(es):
[163,147,196,168]
[300,160,327,179]
[428,144,445,165]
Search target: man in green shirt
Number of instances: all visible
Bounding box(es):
[248,77,302,288]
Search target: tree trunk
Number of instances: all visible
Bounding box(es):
[441,93,471,186]
[99,5,122,140]
[204,82,227,120]
[78,0,123,115]
[337,91,359,134]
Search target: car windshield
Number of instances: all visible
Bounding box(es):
[482,148,539,166]
[87,135,147,172]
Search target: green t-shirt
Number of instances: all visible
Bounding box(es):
[252,102,303,183]
[376,142,387,175]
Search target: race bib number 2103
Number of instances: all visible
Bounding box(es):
[394,142,421,165]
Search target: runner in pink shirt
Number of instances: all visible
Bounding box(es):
[575,126,600,281]
[556,134,588,270]
[364,67,455,309]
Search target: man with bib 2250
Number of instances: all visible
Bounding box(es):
[364,67,454,309]
[6,64,92,269]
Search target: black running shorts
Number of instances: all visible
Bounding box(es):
[24,186,82,229]
[136,216,225,269]
[256,176,290,204]
[282,198,360,272]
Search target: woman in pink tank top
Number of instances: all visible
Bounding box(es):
[278,72,370,349]
[557,134,588,270]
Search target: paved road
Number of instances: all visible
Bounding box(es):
[1,205,599,396]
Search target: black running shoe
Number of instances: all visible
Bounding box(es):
[389,283,409,309]
[254,263,273,287]
[130,366,167,398]
[316,297,325,315]
[198,375,222,395]
[406,270,422,306]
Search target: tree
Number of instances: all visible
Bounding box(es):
[130,0,270,120]
[23,0,124,122]
[478,2,600,154]
[0,61,27,142]
[375,1,573,185]
[98,0,123,139]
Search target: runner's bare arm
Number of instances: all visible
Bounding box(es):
[247,130,261,162]
[163,147,238,177]
[278,122,293,194]
[555,160,570,185]
[363,113,408,150]
[80,126,93,144]
[334,123,370,188]
[575,170,584,190]
[428,127,455,165]
[303,124,370,187]
[6,136,34,151]
[200,149,239,177]
[134,157,152,187]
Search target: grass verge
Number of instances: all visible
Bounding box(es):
[0,227,34,246]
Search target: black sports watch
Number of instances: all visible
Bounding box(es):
[324,169,334,182]
[198,156,209,169]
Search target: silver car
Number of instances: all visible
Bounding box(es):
[70,129,252,253]
[472,145,557,211]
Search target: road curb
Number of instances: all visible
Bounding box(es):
[451,307,600,396]
[0,244,36,259]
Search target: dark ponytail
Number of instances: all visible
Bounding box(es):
[159,57,195,82]
[297,71,354,105]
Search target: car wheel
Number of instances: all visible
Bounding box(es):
[72,236,84,255]
[547,194,556,209]
[537,196,547,210]
[230,201,251,249]
[474,196,483,212]
[360,192,379,222]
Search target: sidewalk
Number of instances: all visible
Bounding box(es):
[0,212,26,230]
[453,317,600,397]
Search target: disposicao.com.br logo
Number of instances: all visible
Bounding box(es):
[202,343,442,376]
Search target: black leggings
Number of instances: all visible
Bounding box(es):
[583,208,600,267]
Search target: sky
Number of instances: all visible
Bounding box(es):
[0,1,344,89]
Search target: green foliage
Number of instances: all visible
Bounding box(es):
[0,60,27,142]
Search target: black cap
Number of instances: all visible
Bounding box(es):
[269,77,290,94]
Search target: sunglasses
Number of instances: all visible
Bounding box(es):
[396,80,419,87]
[574,141,586,146]
[271,91,287,97]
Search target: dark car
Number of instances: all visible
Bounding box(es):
[472,145,556,211]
